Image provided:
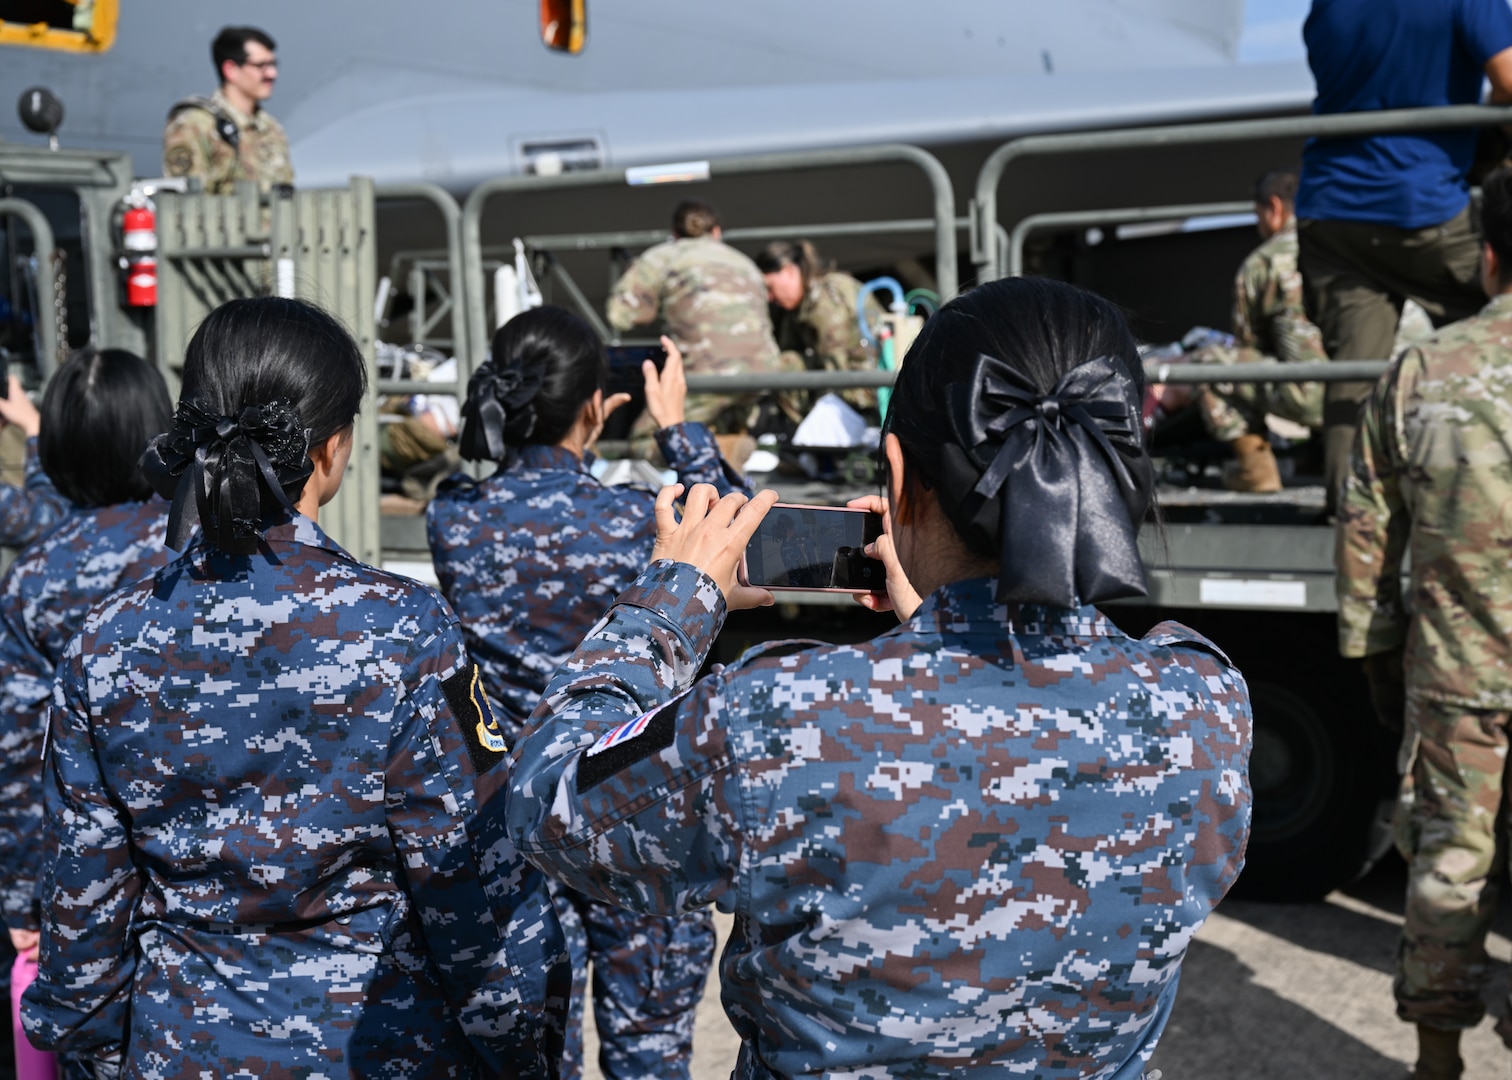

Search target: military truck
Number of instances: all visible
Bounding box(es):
[9,96,1510,901]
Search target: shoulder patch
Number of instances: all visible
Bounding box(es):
[576,690,688,793]
[442,664,508,773]
[1143,621,1234,667]
[164,146,195,176]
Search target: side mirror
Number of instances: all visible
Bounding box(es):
[17,87,64,150]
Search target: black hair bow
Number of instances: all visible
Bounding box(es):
[140,399,311,554]
[937,354,1150,607]
[459,358,546,463]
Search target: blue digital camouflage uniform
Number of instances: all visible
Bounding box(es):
[22,513,569,1078]
[0,497,171,936]
[427,421,741,1080]
[508,561,1254,1080]
[0,438,69,549]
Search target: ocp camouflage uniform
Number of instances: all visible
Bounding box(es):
[428,422,742,1080]
[1337,290,1512,1036]
[0,437,68,550]
[0,497,170,937]
[506,561,1253,1080]
[773,270,881,411]
[1192,224,1327,441]
[162,89,294,194]
[22,513,568,1078]
[607,237,783,430]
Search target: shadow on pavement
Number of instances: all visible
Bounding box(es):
[1217,853,1512,982]
[1148,938,1406,1079]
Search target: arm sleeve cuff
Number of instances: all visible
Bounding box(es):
[614,560,727,662]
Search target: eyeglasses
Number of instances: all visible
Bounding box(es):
[240,58,278,71]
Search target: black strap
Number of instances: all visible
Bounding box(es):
[168,96,240,150]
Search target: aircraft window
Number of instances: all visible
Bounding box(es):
[0,0,118,53]
[520,139,602,175]
[540,0,586,54]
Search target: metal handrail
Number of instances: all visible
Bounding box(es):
[0,198,60,376]
[374,182,468,363]
[972,103,1512,280]
[1145,360,1388,384]
[1008,201,1255,276]
[524,217,957,252]
[590,359,1394,395]
[462,143,957,371]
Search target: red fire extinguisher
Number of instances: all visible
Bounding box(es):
[122,199,157,307]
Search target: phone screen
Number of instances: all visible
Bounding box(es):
[605,344,666,397]
[744,505,885,592]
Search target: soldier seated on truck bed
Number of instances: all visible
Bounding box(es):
[1182,166,1326,493]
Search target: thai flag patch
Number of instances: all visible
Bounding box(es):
[587,711,655,757]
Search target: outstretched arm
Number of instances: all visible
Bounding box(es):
[507,486,776,911]
[647,337,750,496]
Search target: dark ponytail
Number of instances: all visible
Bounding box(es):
[884,277,1154,607]
[458,305,606,464]
[140,297,367,553]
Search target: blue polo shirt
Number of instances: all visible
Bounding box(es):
[1297,0,1512,229]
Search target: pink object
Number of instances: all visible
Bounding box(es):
[10,953,56,1080]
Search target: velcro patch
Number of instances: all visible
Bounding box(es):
[576,692,686,793]
[443,664,508,773]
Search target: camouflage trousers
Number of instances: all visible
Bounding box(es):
[1393,697,1512,1035]
[552,880,715,1080]
[1190,346,1324,443]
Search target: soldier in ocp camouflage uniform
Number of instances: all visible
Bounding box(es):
[162,26,294,194]
[507,277,1252,1080]
[757,240,883,413]
[608,200,786,432]
[22,298,568,1078]
[778,270,878,374]
[1188,167,1326,492]
[430,310,735,1080]
[1335,166,1512,1080]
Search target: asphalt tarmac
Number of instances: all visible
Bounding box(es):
[583,856,1512,1080]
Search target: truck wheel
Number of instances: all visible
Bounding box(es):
[1230,660,1393,901]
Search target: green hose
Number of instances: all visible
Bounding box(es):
[878,333,895,420]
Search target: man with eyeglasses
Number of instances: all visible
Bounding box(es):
[162,26,293,195]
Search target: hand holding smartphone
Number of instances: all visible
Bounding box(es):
[738,503,887,593]
[604,343,666,397]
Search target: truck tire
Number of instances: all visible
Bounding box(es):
[1227,640,1396,901]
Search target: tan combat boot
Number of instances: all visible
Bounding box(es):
[1222,433,1283,493]
[1411,1025,1463,1080]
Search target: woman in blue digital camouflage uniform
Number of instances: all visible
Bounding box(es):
[0,348,173,966]
[22,297,568,1079]
[507,277,1255,1080]
[428,305,744,1080]
[0,376,72,549]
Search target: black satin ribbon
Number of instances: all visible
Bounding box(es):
[938,354,1149,607]
[460,359,545,463]
[140,400,312,553]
